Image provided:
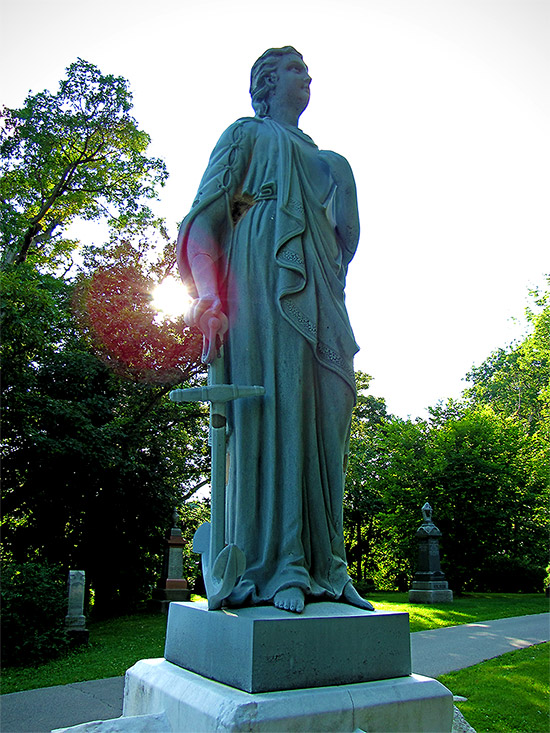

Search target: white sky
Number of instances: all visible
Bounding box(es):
[1,0,548,419]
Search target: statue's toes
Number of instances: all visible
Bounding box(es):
[274,588,305,614]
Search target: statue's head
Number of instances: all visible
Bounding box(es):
[250,46,305,117]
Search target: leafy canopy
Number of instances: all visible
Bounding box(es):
[0,58,167,270]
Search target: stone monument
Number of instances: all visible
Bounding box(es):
[150,509,191,614]
[65,570,89,645]
[65,47,453,732]
[409,503,454,604]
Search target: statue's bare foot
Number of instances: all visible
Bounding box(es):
[342,581,375,611]
[273,587,305,613]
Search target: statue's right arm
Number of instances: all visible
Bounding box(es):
[178,196,229,339]
[176,119,257,341]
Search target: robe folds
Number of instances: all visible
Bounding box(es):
[178,116,360,605]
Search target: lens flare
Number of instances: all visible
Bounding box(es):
[73,266,203,385]
[151,277,193,320]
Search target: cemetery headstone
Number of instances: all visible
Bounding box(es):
[65,570,89,645]
[150,509,191,613]
[409,503,454,603]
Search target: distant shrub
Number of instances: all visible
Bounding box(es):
[1,562,70,666]
[473,558,546,594]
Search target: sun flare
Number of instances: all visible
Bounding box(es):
[151,277,192,320]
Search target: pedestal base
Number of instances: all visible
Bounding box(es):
[164,601,411,692]
[148,588,192,614]
[124,658,453,732]
[409,581,453,604]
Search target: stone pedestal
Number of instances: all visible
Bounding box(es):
[149,584,191,614]
[409,504,453,604]
[164,601,411,692]
[124,659,452,732]
[123,601,453,732]
[409,580,454,604]
[149,527,191,613]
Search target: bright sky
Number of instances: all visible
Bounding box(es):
[1,0,548,419]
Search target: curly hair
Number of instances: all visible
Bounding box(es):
[250,46,304,118]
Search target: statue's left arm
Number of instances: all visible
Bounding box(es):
[319,150,360,268]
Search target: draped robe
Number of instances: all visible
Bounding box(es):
[178,116,360,605]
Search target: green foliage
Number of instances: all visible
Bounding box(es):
[425,406,548,592]
[0,58,167,271]
[344,372,388,583]
[0,61,208,617]
[178,499,211,591]
[439,643,549,732]
[1,562,69,666]
[1,347,207,613]
[1,244,206,616]
[344,284,549,593]
[465,277,550,434]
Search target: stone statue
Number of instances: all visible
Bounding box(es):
[177,46,372,614]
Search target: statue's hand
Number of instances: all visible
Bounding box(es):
[186,295,229,363]
[185,294,222,329]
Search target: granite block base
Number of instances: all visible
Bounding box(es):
[409,581,453,604]
[124,658,453,732]
[164,601,411,692]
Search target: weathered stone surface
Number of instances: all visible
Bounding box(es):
[409,589,454,603]
[452,706,477,732]
[51,711,171,733]
[65,571,87,631]
[124,659,453,732]
[164,601,411,693]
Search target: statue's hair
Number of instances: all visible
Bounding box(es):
[250,46,303,118]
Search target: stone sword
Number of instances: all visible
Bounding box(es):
[169,317,264,609]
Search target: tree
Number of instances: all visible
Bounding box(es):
[345,281,550,593]
[424,406,548,592]
[0,58,167,271]
[465,278,550,434]
[0,61,207,614]
[343,373,388,585]
[0,268,208,613]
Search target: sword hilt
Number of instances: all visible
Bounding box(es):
[170,384,265,404]
[202,315,228,363]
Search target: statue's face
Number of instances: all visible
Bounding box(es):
[270,53,311,114]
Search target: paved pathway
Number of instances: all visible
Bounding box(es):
[1,613,548,733]
[410,612,550,677]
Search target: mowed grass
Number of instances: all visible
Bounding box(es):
[367,591,549,632]
[438,642,550,733]
[1,612,168,695]
[1,592,547,694]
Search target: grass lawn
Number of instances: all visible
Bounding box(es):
[438,642,550,733]
[1,592,547,695]
[368,591,549,632]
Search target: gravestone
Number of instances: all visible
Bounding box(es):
[409,503,453,604]
[65,570,89,645]
[150,510,191,614]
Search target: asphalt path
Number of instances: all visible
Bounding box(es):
[1,613,548,733]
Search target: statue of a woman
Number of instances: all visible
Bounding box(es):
[177,46,373,614]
